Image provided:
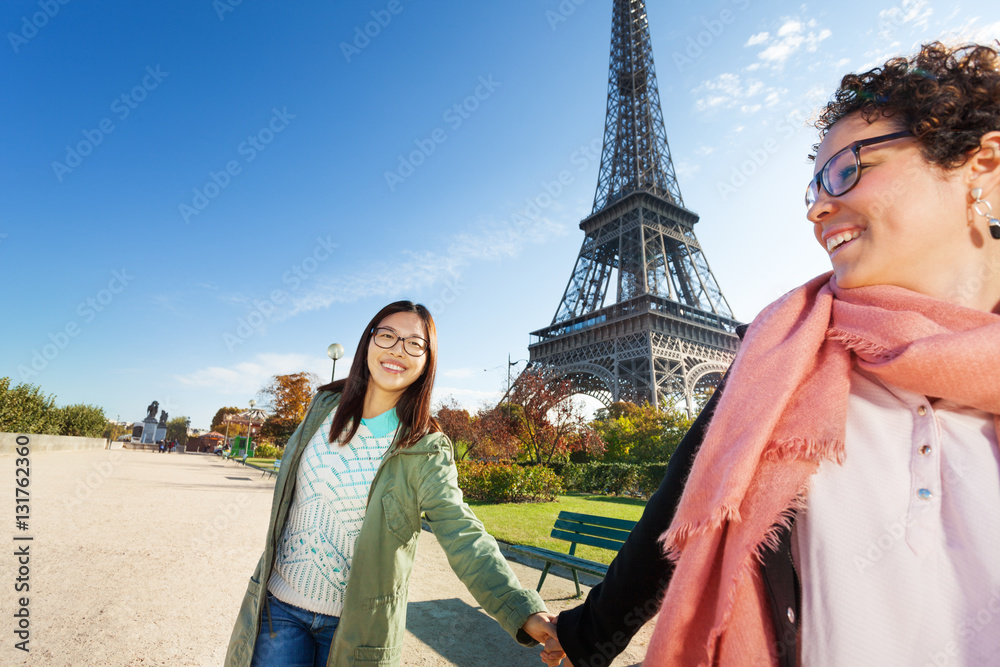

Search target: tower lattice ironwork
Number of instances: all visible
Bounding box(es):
[527,0,741,412]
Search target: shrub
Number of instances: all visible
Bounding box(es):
[0,378,59,434]
[51,403,107,438]
[560,462,667,498]
[253,441,284,459]
[456,461,563,503]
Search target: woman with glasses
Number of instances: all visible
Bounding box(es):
[545,42,1000,667]
[226,301,559,667]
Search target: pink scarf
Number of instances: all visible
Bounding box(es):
[644,273,1000,666]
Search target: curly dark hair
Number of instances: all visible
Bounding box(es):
[812,41,1000,168]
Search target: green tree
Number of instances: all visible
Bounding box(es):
[166,416,191,446]
[592,402,693,463]
[51,403,108,438]
[0,377,59,434]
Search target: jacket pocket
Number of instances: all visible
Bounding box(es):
[226,573,264,666]
[353,645,402,665]
[381,491,418,546]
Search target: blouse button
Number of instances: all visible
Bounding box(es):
[917,406,927,416]
[919,445,931,455]
[918,488,933,500]
[787,607,796,624]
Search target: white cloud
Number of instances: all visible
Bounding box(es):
[694,145,715,156]
[692,73,780,115]
[175,353,336,395]
[674,159,700,179]
[748,17,833,69]
[943,18,1000,44]
[282,216,566,320]
[877,0,933,38]
[777,20,803,37]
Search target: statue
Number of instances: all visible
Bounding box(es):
[158,411,168,426]
[146,401,159,420]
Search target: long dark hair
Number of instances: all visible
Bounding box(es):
[317,301,439,448]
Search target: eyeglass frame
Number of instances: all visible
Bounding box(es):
[370,326,429,357]
[804,130,913,208]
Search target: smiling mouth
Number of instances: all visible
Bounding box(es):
[827,229,862,254]
[380,361,406,373]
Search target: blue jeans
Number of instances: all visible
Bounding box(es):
[251,592,340,667]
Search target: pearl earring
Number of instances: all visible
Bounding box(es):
[971,187,1000,240]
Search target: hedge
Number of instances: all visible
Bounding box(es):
[456,461,563,503]
[558,462,668,498]
[253,442,284,459]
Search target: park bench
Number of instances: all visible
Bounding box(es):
[507,511,637,597]
[261,459,281,478]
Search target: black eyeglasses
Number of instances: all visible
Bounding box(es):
[805,131,912,208]
[371,327,428,357]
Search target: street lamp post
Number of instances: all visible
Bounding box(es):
[247,399,256,453]
[327,343,345,382]
[507,355,528,406]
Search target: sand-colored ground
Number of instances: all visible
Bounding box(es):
[0,448,652,666]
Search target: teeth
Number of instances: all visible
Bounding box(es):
[381,362,405,372]
[827,230,861,252]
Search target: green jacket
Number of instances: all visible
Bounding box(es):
[225,390,546,666]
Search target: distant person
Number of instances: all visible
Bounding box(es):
[545,41,1000,667]
[158,441,165,454]
[226,301,560,667]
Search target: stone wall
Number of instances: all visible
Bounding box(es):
[0,432,108,455]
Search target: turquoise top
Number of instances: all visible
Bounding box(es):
[360,407,399,439]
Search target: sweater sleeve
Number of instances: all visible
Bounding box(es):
[418,439,547,646]
[556,384,726,666]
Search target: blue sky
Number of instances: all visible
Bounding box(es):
[2,0,997,429]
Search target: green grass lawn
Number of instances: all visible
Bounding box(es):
[244,457,277,469]
[467,493,647,565]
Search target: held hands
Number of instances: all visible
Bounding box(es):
[522,612,570,667]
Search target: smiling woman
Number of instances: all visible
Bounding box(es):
[548,42,1000,667]
[225,300,564,667]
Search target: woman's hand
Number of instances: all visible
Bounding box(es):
[522,612,566,666]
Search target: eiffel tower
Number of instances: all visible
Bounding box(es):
[527,0,741,413]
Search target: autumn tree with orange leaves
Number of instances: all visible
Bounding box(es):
[498,367,602,465]
[258,372,320,446]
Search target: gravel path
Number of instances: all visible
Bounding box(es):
[0,449,652,666]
